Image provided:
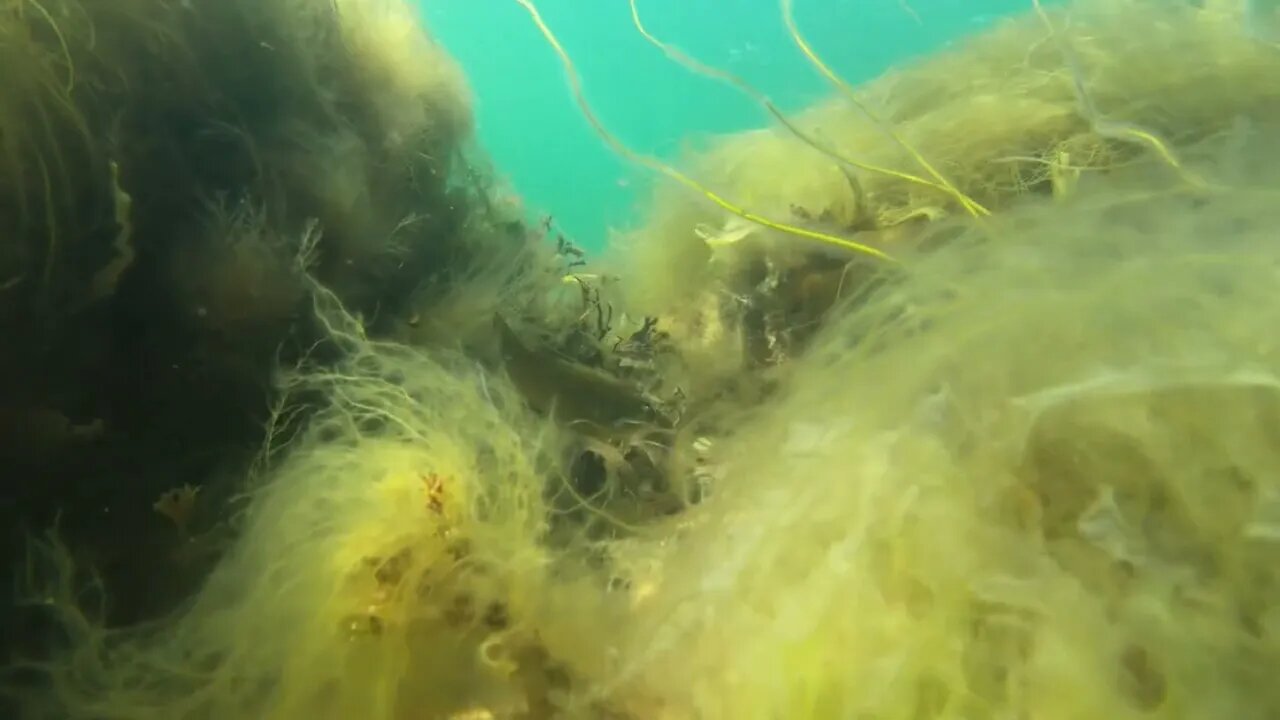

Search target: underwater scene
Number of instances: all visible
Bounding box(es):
[0,0,1278,718]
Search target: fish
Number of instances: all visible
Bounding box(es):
[494,315,669,435]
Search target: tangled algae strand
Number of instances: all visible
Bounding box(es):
[565,143,1280,720]
[511,0,895,263]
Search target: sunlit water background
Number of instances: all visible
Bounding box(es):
[421,0,1039,251]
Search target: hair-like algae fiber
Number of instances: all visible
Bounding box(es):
[8,0,1280,719]
[0,0,559,710]
[19,123,1280,720]
[608,0,1280,375]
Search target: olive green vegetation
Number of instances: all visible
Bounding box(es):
[8,0,1280,719]
[0,0,568,670]
[610,0,1280,380]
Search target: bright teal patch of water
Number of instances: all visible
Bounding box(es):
[421,1,1038,251]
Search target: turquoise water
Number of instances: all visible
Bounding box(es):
[421,0,1037,252]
